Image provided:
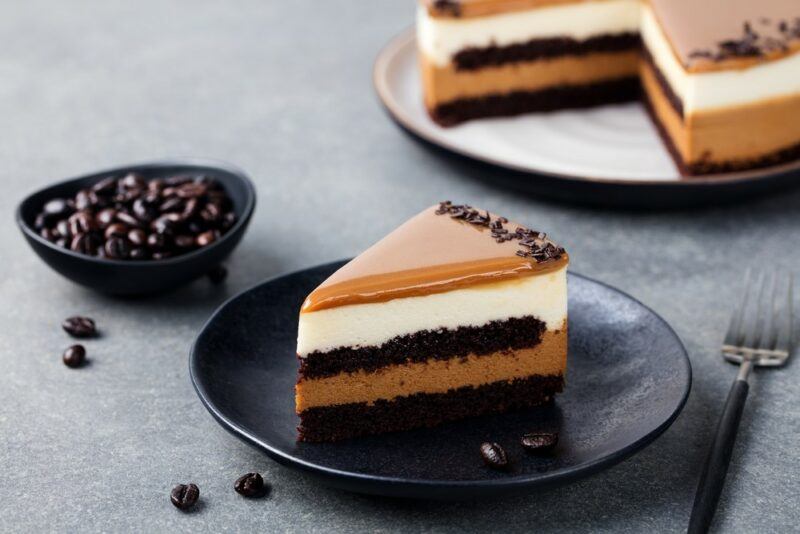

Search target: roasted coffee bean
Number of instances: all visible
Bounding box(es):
[207,265,227,285]
[200,203,221,223]
[91,177,116,195]
[520,432,558,453]
[40,228,56,241]
[181,198,198,218]
[170,483,199,511]
[55,238,68,248]
[62,344,86,368]
[234,472,267,498]
[34,213,48,230]
[43,198,72,217]
[120,172,145,190]
[104,237,130,259]
[146,232,167,250]
[128,229,146,246]
[176,182,207,198]
[55,220,71,239]
[104,223,128,240]
[147,178,164,192]
[95,208,117,228]
[159,197,183,213]
[75,189,92,210]
[196,230,217,247]
[68,211,96,235]
[62,316,96,338]
[129,248,148,260]
[133,198,158,222]
[174,235,195,249]
[70,233,94,255]
[115,211,140,227]
[151,251,172,260]
[480,442,509,470]
[152,213,182,235]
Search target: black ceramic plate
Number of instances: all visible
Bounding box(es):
[191,261,691,499]
[373,29,800,208]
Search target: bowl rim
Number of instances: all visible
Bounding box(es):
[15,158,257,267]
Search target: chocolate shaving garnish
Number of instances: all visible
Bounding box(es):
[435,201,564,262]
[690,17,800,63]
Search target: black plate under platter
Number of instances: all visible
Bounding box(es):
[190,261,691,499]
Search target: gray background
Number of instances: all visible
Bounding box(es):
[1,1,797,532]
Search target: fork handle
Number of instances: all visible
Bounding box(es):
[688,378,749,534]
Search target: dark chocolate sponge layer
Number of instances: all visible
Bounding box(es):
[300,315,549,379]
[297,374,564,442]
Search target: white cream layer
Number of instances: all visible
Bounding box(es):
[297,265,568,356]
[639,5,800,114]
[417,0,641,67]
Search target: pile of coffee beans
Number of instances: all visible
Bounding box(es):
[34,172,237,260]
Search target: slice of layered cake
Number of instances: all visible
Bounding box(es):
[295,202,568,442]
[417,0,800,175]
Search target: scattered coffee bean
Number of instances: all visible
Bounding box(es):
[62,316,96,338]
[207,265,227,285]
[170,483,200,511]
[62,344,86,368]
[480,442,509,470]
[234,472,267,498]
[34,173,237,262]
[521,432,559,453]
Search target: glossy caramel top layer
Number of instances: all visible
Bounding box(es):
[422,0,800,71]
[423,0,585,19]
[301,203,568,313]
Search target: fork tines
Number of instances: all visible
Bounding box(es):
[722,269,794,366]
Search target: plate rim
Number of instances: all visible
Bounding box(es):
[189,260,692,497]
[372,27,800,189]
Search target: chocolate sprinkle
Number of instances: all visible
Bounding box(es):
[689,17,800,62]
[434,201,565,262]
[432,0,461,17]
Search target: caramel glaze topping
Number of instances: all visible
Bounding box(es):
[301,203,568,313]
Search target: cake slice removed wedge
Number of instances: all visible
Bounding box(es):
[295,202,569,442]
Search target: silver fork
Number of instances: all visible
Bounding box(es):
[688,270,794,534]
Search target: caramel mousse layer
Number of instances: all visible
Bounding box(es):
[642,61,800,167]
[302,204,566,313]
[296,326,567,411]
[421,49,639,108]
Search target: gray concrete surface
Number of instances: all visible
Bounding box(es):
[1,1,798,532]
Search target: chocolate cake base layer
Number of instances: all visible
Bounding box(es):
[641,92,800,176]
[430,78,640,127]
[300,315,547,379]
[297,374,563,442]
[453,33,641,71]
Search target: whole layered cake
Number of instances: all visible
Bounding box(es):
[295,202,568,442]
[417,0,800,175]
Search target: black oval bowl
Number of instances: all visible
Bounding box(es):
[16,160,256,296]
